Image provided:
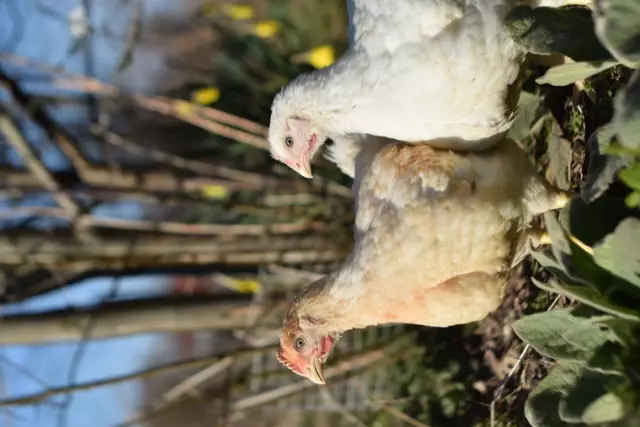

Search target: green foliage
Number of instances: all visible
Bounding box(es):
[505,5,611,61]
[592,218,640,287]
[535,60,619,87]
[508,91,545,141]
[613,70,640,151]
[506,5,640,422]
[582,125,628,202]
[593,0,640,68]
[202,0,347,125]
[514,200,640,426]
[506,0,640,205]
[513,307,616,362]
[524,360,584,427]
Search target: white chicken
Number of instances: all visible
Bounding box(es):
[268,0,526,178]
[277,137,569,384]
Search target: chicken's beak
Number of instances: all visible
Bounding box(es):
[296,156,313,179]
[307,355,326,385]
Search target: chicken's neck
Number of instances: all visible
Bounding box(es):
[282,51,371,135]
[297,269,390,335]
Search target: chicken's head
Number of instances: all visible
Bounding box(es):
[276,306,337,385]
[268,115,324,179]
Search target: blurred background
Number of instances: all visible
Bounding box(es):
[0,0,605,426]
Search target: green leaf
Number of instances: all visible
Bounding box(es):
[531,250,590,288]
[584,391,631,424]
[513,308,616,361]
[532,277,640,321]
[587,341,628,374]
[604,142,640,157]
[593,0,640,68]
[626,191,640,207]
[558,196,640,247]
[525,360,584,427]
[593,123,619,153]
[611,408,640,427]
[543,211,572,262]
[547,202,622,294]
[505,5,613,61]
[614,70,640,151]
[582,125,628,202]
[536,60,620,86]
[547,133,573,190]
[619,166,640,192]
[508,91,544,141]
[593,218,640,288]
[597,317,640,345]
[559,368,631,424]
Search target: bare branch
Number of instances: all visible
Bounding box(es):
[0,186,223,207]
[0,352,49,389]
[0,54,353,198]
[0,346,275,407]
[0,67,93,175]
[57,274,119,427]
[54,77,270,149]
[0,60,351,197]
[0,206,329,236]
[320,388,368,427]
[0,115,79,216]
[1,267,92,304]
[121,333,415,427]
[0,53,267,139]
[0,166,285,193]
[198,105,268,137]
[128,357,238,424]
[0,229,349,267]
[0,295,287,345]
[367,400,430,427]
[89,123,268,185]
[161,357,234,403]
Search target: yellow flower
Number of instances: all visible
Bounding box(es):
[222,4,255,21]
[191,87,220,105]
[253,20,281,39]
[305,44,335,69]
[201,184,229,199]
[175,100,196,117]
[213,274,262,293]
[232,279,262,293]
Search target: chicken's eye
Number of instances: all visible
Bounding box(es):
[285,136,294,147]
[294,337,306,351]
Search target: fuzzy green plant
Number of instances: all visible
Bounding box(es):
[505,2,640,425]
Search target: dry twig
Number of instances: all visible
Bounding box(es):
[368,400,430,427]
[0,206,328,236]
[0,346,275,407]
[0,54,352,197]
[0,230,348,268]
[0,295,287,345]
[121,333,416,427]
[89,123,273,185]
[0,115,79,216]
